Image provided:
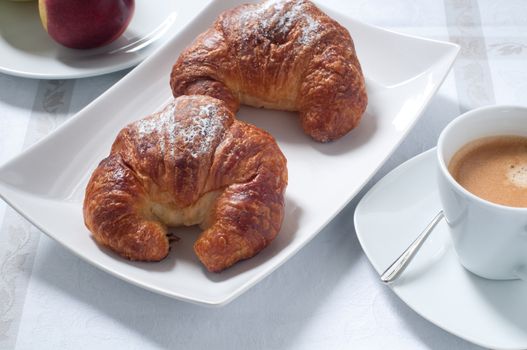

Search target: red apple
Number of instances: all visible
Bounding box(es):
[39,0,135,49]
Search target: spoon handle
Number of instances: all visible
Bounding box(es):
[380,211,445,283]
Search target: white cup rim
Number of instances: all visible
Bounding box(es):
[437,104,527,212]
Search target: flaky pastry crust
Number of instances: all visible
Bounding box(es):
[170,0,368,142]
[83,96,287,272]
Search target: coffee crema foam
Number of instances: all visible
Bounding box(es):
[507,164,527,188]
[448,135,527,208]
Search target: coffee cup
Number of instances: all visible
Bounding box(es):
[437,105,527,280]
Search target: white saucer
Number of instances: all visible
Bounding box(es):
[0,0,207,79]
[354,148,527,349]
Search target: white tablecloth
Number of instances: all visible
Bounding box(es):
[1,1,526,349]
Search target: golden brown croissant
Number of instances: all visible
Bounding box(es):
[83,95,288,272]
[170,0,367,142]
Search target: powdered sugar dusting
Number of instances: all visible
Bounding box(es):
[182,103,226,158]
[238,0,321,45]
[136,102,177,154]
[134,100,228,159]
[299,13,320,45]
[112,165,126,182]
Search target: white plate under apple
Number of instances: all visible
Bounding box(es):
[0,0,458,305]
[0,0,212,79]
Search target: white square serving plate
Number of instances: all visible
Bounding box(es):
[0,0,458,306]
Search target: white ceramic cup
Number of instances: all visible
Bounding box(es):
[437,105,527,280]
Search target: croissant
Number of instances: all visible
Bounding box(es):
[83,95,288,272]
[170,0,367,142]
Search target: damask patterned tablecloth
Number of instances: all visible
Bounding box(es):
[0,1,526,349]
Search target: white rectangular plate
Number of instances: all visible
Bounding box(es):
[0,0,458,306]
